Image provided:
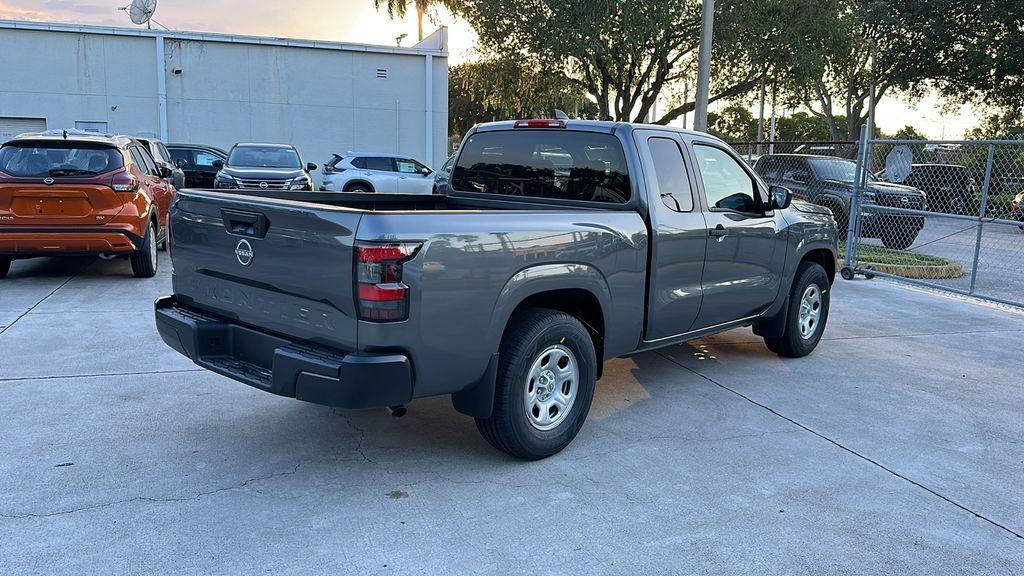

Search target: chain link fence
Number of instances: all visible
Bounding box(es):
[730,133,1024,308]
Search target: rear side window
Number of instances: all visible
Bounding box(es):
[364,157,395,171]
[0,142,123,177]
[451,130,631,203]
[647,137,693,212]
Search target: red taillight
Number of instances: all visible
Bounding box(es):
[355,242,421,321]
[513,119,567,128]
[109,170,138,192]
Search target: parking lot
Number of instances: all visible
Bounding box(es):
[1,254,1023,574]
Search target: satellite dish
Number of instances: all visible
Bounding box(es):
[126,0,158,28]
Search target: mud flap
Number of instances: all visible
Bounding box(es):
[451,353,499,419]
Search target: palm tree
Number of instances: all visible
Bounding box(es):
[373,0,433,42]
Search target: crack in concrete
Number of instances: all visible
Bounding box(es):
[656,350,1024,541]
[570,428,805,462]
[0,368,205,383]
[0,261,94,337]
[0,463,301,520]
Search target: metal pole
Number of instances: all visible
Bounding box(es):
[756,71,766,156]
[769,81,777,154]
[693,0,714,132]
[425,53,434,168]
[844,124,869,268]
[155,34,168,142]
[682,80,689,130]
[867,42,876,139]
[968,144,995,294]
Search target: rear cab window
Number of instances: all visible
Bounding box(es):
[451,130,631,204]
[0,141,123,178]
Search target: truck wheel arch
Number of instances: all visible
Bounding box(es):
[452,265,610,419]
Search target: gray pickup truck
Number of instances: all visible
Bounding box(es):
[155,119,838,459]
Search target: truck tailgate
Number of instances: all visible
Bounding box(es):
[168,190,361,352]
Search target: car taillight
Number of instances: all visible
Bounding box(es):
[324,165,346,174]
[355,242,421,322]
[109,170,138,192]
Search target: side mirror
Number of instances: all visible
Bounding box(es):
[174,158,187,169]
[212,159,224,169]
[770,185,792,210]
[306,162,318,172]
[420,167,432,176]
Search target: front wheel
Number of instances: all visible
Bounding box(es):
[880,227,917,250]
[764,261,830,358]
[476,308,597,460]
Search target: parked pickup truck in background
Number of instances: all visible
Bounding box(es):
[155,119,838,459]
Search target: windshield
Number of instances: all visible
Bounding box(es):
[228,146,301,169]
[0,142,124,178]
[807,157,870,183]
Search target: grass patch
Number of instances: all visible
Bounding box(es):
[838,242,948,266]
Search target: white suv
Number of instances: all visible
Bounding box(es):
[320,153,435,194]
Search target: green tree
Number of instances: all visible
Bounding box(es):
[889,125,927,140]
[373,0,433,41]
[774,112,836,141]
[707,105,757,141]
[965,109,1024,140]
[449,58,599,138]
[452,0,825,124]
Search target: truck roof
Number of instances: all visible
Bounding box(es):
[472,119,715,140]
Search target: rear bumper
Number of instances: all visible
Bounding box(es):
[0,227,143,256]
[155,296,413,409]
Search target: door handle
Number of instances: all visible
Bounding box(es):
[709,224,728,240]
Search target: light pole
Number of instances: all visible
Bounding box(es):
[693,0,714,132]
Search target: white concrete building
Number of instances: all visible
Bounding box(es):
[0,20,448,169]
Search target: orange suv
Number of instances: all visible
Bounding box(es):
[0,130,175,279]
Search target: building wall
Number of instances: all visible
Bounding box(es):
[0,23,449,169]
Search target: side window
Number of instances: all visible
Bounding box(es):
[136,146,160,176]
[365,157,394,171]
[156,142,172,163]
[128,147,147,174]
[693,144,761,214]
[169,148,192,167]
[396,159,420,173]
[351,157,367,169]
[194,151,219,168]
[782,159,810,183]
[647,137,693,212]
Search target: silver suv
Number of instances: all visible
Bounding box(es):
[320,153,434,194]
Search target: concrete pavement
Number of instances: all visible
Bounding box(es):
[1,255,1022,575]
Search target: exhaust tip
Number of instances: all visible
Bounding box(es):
[387,405,407,418]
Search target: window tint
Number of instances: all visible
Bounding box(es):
[451,130,631,203]
[647,137,693,212]
[0,142,123,177]
[169,148,192,167]
[351,157,367,169]
[194,151,219,167]
[364,157,394,171]
[128,147,148,174]
[693,145,760,213]
[228,146,301,169]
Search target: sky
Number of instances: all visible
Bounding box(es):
[0,0,981,138]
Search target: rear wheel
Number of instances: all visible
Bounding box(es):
[347,183,372,193]
[0,257,10,279]
[130,220,159,278]
[764,261,830,358]
[476,308,597,460]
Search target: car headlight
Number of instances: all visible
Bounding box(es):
[215,173,239,188]
[287,177,311,190]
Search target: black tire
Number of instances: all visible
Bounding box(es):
[0,257,10,279]
[764,261,830,358]
[130,220,159,278]
[880,227,916,250]
[346,183,372,193]
[476,308,597,460]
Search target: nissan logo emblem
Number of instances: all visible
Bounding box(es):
[259,181,269,189]
[900,196,909,204]
[235,239,254,266]
[43,177,55,185]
